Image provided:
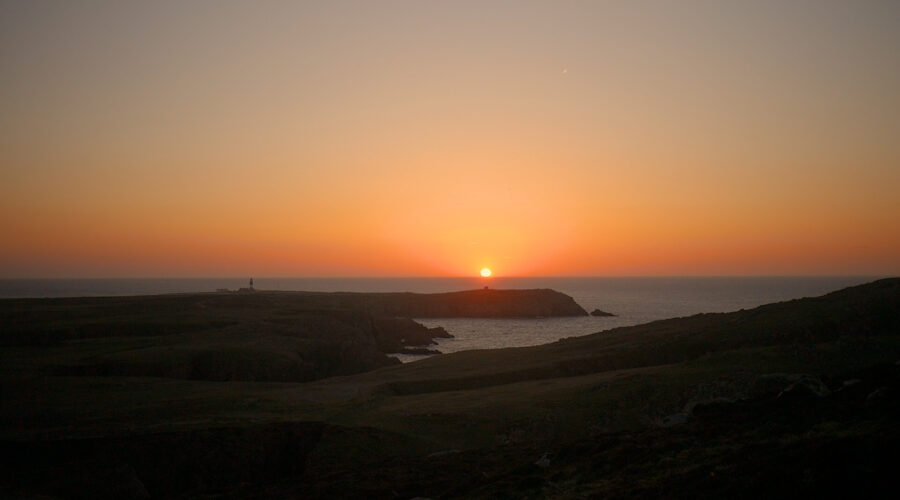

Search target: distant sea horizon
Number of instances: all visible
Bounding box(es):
[0,275,886,359]
[0,275,885,299]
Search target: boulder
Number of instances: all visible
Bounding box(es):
[373,317,453,352]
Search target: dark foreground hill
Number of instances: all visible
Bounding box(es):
[1,279,898,498]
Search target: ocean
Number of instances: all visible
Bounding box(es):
[0,276,880,360]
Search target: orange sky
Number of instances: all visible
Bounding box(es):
[1,1,899,277]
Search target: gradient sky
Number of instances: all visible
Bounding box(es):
[2,0,899,277]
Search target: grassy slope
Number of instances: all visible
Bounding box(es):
[3,279,898,438]
[346,277,900,393]
[1,279,898,497]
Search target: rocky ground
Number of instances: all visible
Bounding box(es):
[1,279,898,498]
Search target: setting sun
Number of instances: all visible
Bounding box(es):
[0,1,897,280]
[1,3,898,497]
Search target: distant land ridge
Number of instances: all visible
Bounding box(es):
[276,288,590,318]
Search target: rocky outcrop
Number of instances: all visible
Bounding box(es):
[590,309,615,317]
[373,317,453,353]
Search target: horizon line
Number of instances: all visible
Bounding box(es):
[0,274,890,280]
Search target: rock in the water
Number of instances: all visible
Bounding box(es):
[590,308,616,317]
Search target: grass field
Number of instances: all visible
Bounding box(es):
[1,279,898,498]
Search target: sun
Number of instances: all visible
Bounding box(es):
[480,267,492,278]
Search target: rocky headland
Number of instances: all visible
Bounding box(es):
[0,288,587,383]
[2,279,898,498]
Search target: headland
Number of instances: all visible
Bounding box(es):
[1,279,898,498]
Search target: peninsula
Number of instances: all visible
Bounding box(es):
[1,280,898,498]
[0,288,588,383]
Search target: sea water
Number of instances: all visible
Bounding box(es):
[0,276,879,359]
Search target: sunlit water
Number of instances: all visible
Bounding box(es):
[0,276,879,361]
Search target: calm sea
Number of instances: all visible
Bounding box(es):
[0,277,880,360]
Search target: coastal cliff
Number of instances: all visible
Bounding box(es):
[0,288,587,383]
[1,279,899,498]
